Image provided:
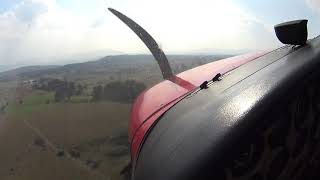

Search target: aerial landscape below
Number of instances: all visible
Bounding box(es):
[0,54,231,180]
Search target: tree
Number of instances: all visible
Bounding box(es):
[66,82,75,100]
[54,87,66,102]
[91,80,146,103]
[75,84,84,95]
[102,80,146,103]
[33,78,79,102]
[109,76,115,81]
[92,85,103,101]
[47,79,65,91]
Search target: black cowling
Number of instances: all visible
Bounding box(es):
[274,19,308,45]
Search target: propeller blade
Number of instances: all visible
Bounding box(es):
[108,8,173,79]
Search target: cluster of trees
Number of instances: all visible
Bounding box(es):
[34,78,84,102]
[172,61,210,74]
[0,101,8,113]
[92,80,146,103]
[53,81,76,102]
[33,78,146,103]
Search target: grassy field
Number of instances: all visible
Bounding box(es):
[0,54,230,180]
[5,92,54,114]
[1,91,131,180]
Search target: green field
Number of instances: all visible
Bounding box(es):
[1,90,131,180]
[6,92,54,114]
[0,54,227,180]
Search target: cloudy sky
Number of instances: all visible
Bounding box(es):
[0,0,320,66]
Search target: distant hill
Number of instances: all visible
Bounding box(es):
[0,65,60,81]
[56,49,124,65]
[0,54,232,83]
[0,65,18,73]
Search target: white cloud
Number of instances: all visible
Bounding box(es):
[118,0,279,52]
[14,0,48,23]
[0,0,105,64]
[306,0,320,11]
[0,0,279,65]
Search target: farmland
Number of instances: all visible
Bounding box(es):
[0,54,231,180]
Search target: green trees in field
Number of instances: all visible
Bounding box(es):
[75,84,84,95]
[34,78,146,103]
[53,81,76,102]
[0,101,8,113]
[34,78,82,102]
[92,80,146,103]
[92,85,103,101]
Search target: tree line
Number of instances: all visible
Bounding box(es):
[92,80,146,103]
[33,78,146,103]
[34,78,84,102]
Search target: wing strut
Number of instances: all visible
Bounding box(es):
[108,8,173,79]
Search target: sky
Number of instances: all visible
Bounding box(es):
[0,0,320,66]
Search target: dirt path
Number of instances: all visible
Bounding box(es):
[21,118,110,180]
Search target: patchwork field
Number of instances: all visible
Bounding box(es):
[0,54,231,180]
[1,99,131,180]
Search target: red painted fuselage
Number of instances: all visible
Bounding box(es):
[129,51,268,162]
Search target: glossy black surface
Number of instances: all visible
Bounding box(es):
[133,36,320,180]
[274,19,308,45]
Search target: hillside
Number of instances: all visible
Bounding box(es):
[0,65,60,81]
[0,54,231,83]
